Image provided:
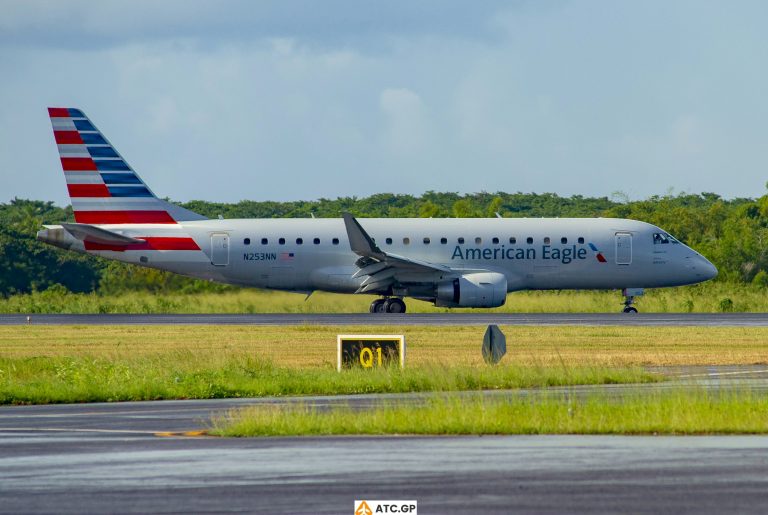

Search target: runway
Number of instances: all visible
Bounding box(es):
[2,432,768,514]
[2,312,768,326]
[3,371,768,514]
[3,369,768,434]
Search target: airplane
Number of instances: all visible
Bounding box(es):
[37,108,718,314]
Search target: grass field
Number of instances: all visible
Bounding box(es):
[2,325,767,367]
[1,282,766,313]
[212,389,768,436]
[0,356,653,405]
[1,325,767,404]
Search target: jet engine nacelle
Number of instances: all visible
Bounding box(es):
[435,272,508,308]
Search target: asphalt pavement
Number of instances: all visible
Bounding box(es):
[3,432,768,514]
[3,370,768,514]
[2,312,768,326]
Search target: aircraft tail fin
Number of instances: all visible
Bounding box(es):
[47,107,206,224]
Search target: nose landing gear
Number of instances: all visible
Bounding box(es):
[369,298,407,314]
[623,303,638,314]
[621,288,644,313]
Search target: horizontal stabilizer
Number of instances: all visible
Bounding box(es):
[60,223,143,246]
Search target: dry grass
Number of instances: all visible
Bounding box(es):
[1,325,767,367]
[3,282,768,314]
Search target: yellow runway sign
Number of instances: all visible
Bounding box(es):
[337,335,405,371]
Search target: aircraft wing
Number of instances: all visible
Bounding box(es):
[342,213,453,293]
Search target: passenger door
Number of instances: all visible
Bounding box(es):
[210,234,230,266]
[615,232,632,265]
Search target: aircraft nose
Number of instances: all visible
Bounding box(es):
[689,254,718,281]
[702,258,718,280]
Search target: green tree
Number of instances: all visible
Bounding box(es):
[419,200,440,218]
[452,199,474,218]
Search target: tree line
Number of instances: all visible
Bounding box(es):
[1,190,766,296]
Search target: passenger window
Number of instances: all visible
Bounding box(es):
[458,237,465,244]
[578,237,585,244]
[313,238,320,244]
[509,237,516,244]
[332,238,340,245]
[492,237,499,244]
[403,237,410,245]
[440,237,447,244]
[475,237,482,244]
[244,238,250,245]
[561,237,567,244]
[544,237,551,244]
[296,238,303,245]
[423,237,430,244]
[279,238,285,245]
[261,238,268,245]
[526,237,534,244]
[386,237,393,245]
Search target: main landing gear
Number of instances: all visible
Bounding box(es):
[621,288,644,313]
[369,298,407,314]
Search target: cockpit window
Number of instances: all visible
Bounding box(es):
[653,232,680,245]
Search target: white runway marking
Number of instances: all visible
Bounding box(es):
[0,427,160,434]
[676,369,768,378]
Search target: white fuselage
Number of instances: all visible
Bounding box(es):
[39,107,719,309]
[45,217,717,298]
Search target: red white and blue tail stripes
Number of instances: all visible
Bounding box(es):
[49,107,180,224]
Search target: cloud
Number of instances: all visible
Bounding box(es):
[378,88,429,155]
[2,0,768,205]
[670,115,704,155]
[0,0,514,50]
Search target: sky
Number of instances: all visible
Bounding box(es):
[1,0,767,206]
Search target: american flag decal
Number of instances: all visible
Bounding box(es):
[279,252,295,261]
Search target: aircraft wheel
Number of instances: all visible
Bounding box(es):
[384,298,406,314]
[370,299,386,313]
[623,306,638,314]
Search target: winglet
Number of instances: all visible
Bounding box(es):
[342,213,385,259]
[342,212,453,282]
